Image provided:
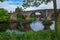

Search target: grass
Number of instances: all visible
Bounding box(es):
[0,30,58,40]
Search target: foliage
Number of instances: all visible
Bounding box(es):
[0,0,3,2]
[0,23,9,32]
[0,8,9,22]
[0,0,52,7]
[33,2,41,7]
[17,14,25,21]
[22,3,30,8]
[17,14,25,30]
[42,19,53,25]
[51,14,55,21]
[30,13,36,22]
[30,13,35,18]
[0,30,58,40]
[22,0,52,8]
[15,7,22,12]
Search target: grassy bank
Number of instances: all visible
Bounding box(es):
[0,30,58,40]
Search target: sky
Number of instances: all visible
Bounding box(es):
[0,0,60,12]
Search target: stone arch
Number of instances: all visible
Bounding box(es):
[30,12,36,17]
[17,13,25,21]
[38,11,45,18]
[29,12,36,21]
[30,12,42,17]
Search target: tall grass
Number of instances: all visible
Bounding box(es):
[0,30,58,40]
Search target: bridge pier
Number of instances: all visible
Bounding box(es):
[9,13,18,30]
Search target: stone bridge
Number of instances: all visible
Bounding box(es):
[9,9,60,31]
[9,9,60,21]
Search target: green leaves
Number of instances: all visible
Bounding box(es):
[0,0,3,2]
[15,7,22,12]
[0,8,9,22]
[23,0,52,8]
[42,19,53,25]
[22,3,30,8]
[17,14,25,22]
[33,2,41,7]
[44,0,52,4]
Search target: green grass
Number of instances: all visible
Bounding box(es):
[0,30,58,40]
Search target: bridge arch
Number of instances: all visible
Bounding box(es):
[17,14,25,21]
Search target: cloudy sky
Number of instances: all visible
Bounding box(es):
[0,0,60,12]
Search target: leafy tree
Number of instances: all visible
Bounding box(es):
[22,0,51,7]
[15,7,22,12]
[0,0,3,2]
[0,8,9,22]
[42,19,53,30]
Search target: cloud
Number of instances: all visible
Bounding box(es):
[23,1,53,11]
[0,2,16,12]
[24,0,60,11]
[57,0,60,9]
[0,1,22,12]
[0,0,60,12]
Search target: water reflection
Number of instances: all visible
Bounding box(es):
[6,29,25,34]
[30,21,44,31]
[6,21,55,32]
[30,21,55,31]
[50,21,55,30]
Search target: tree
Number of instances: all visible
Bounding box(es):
[22,0,51,8]
[15,7,22,12]
[0,0,3,2]
[42,19,53,30]
[53,0,60,39]
[0,8,9,32]
[0,8,9,22]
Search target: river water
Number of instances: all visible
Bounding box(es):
[30,21,55,31]
[6,17,55,32]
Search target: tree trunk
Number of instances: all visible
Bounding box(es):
[53,0,57,32]
[44,25,50,30]
[24,23,31,31]
[53,0,59,39]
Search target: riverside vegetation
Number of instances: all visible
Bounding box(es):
[0,30,58,40]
